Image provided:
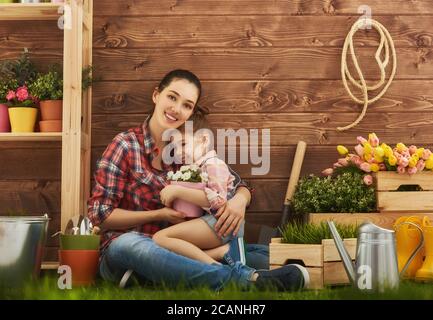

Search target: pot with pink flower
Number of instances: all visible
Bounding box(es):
[166,165,208,219]
[6,86,38,133]
[0,80,12,132]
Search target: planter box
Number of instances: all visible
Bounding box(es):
[307,171,433,229]
[376,171,433,212]
[309,212,433,229]
[269,238,357,290]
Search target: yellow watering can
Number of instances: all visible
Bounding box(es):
[394,216,425,278]
[415,217,433,282]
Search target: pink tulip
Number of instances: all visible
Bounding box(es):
[397,165,406,174]
[338,158,349,166]
[354,144,364,157]
[422,149,432,160]
[322,168,334,176]
[357,136,367,145]
[407,167,418,175]
[409,145,418,155]
[333,162,342,168]
[363,174,373,186]
[16,86,29,102]
[349,154,361,165]
[368,133,379,147]
[416,159,426,171]
[360,162,371,173]
[398,157,409,167]
[6,90,16,101]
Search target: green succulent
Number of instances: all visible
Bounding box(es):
[292,171,376,215]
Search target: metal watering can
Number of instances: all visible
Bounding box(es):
[327,221,424,292]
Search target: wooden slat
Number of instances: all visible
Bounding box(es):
[93,15,433,48]
[322,238,357,262]
[95,0,433,16]
[0,148,61,180]
[376,171,433,191]
[92,80,433,115]
[309,212,433,229]
[0,133,62,142]
[323,262,351,286]
[0,20,63,49]
[92,47,432,81]
[269,242,323,267]
[90,112,433,147]
[0,3,62,21]
[377,191,433,212]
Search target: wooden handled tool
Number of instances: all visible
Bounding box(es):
[280,140,307,226]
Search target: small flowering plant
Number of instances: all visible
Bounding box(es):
[167,164,209,183]
[5,85,37,107]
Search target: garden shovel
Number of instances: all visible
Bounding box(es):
[257,141,307,244]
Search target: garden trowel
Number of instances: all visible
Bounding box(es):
[257,140,307,244]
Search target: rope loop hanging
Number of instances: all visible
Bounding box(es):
[338,18,397,131]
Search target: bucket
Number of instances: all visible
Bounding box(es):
[0,215,49,287]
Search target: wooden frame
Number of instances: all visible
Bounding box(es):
[0,1,93,233]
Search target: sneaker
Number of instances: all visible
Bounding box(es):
[223,237,246,266]
[255,264,310,291]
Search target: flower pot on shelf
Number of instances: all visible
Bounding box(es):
[0,104,10,132]
[269,237,357,290]
[39,99,62,121]
[170,181,206,218]
[39,120,62,132]
[8,107,37,133]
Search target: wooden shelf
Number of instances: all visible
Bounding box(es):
[0,132,62,141]
[41,261,59,270]
[0,3,62,21]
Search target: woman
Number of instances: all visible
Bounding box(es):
[87,69,309,290]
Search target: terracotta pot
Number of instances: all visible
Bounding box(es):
[39,120,62,132]
[0,104,10,132]
[8,107,37,133]
[171,181,206,218]
[60,234,100,250]
[59,249,99,286]
[40,100,62,121]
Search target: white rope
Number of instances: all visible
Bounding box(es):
[337,18,397,131]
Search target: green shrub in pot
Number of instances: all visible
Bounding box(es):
[292,169,376,216]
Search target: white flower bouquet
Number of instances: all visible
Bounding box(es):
[166,165,209,218]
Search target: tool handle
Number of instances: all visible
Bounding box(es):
[284,141,307,204]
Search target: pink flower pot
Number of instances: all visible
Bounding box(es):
[0,104,10,132]
[170,181,206,218]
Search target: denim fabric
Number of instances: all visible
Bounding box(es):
[99,232,256,291]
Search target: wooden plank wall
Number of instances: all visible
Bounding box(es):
[1,1,433,257]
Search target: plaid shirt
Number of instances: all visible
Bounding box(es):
[87,117,253,252]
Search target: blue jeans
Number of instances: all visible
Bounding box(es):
[245,243,269,270]
[99,232,260,291]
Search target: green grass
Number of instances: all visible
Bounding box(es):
[1,274,433,300]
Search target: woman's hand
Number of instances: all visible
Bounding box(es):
[160,185,181,207]
[214,193,248,238]
[159,207,186,224]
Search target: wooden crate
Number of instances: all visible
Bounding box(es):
[376,171,433,213]
[269,238,357,290]
[309,212,433,229]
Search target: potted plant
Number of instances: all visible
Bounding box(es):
[270,221,358,289]
[29,67,63,132]
[0,49,38,133]
[0,79,17,132]
[166,164,209,218]
[6,85,38,132]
